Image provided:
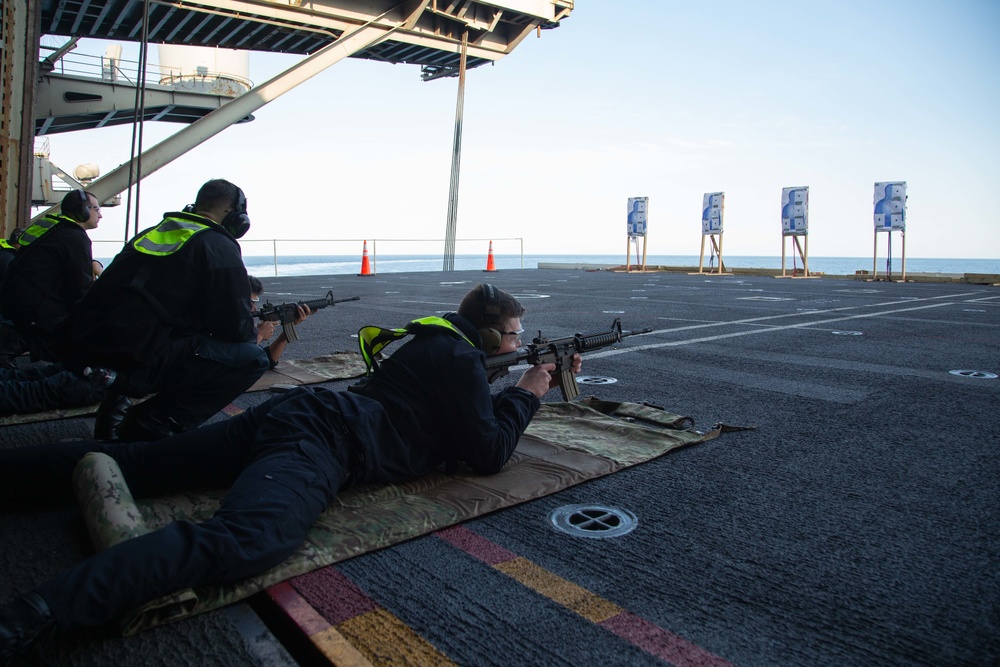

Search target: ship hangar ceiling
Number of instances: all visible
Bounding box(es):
[39,0,572,74]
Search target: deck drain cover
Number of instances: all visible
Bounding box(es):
[577,375,617,385]
[549,505,637,539]
[949,370,998,379]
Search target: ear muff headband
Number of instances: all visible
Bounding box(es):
[477,283,503,354]
[69,189,91,223]
[480,283,501,325]
[221,188,251,239]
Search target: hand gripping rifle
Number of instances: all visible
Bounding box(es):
[257,290,360,343]
[484,318,652,401]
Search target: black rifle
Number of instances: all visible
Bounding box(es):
[257,290,360,343]
[485,318,652,401]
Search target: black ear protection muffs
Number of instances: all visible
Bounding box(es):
[220,187,251,239]
[67,189,92,223]
[477,283,504,354]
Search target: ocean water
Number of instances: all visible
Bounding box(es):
[240,254,1000,278]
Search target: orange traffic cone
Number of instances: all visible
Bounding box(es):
[483,240,497,272]
[357,240,374,276]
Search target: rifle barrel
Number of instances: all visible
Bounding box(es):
[294,292,361,311]
[622,327,653,336]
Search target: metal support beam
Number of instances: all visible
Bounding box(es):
[442,29,467,271]
[1,0,42,239]
[38,36,79,71]
[31,19,402,222]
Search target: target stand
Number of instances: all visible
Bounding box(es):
[625,235,649,273]
[868,181,908,283]
[690,192,731,275]
[624,196,649,273]
[776,234,818,278]
[775,186,818,278]
[692,233,731,275]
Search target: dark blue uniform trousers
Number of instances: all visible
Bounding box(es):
[112,337,270,433]
[0,364,103,416]
[1,389,352,631]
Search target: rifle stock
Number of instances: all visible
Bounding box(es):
[484,318,652,401]
[257,291,360,343]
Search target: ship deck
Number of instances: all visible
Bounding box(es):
[1,267,997,666]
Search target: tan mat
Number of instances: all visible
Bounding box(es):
[71,398,741,634]
[0,353,366,425]
[247,353,366,392]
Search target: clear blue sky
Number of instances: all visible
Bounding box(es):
[42,0,1000,260]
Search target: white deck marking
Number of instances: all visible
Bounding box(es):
[587,295,976,360]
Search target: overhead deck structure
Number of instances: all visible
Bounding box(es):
[37,0,565,75]
[1,0,572,235]
[34,39,258,136]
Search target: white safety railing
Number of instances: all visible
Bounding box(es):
[38,44,254,92]
[92,237,524,277]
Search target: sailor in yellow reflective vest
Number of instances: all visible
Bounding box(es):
[0,191,101,366]
[54,179,269,442]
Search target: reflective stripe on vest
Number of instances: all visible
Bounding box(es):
[132,217,212,256]
[18,215,64,248]
[358,316,474,375]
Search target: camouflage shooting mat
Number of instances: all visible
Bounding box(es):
[71,397,730,635]
[246,353,366,392]
[0,353,366,425]
[0,403,96,425]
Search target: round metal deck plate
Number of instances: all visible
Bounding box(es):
[949,370,998,379]
[577,375,617,386]
[549,505,638,539]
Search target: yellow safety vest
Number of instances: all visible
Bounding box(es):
[17,215,69,248]
[0,239,13,250]
[358,316,474,375]
[132,214,215,257]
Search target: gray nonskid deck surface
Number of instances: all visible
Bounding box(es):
[1,268,997,666]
